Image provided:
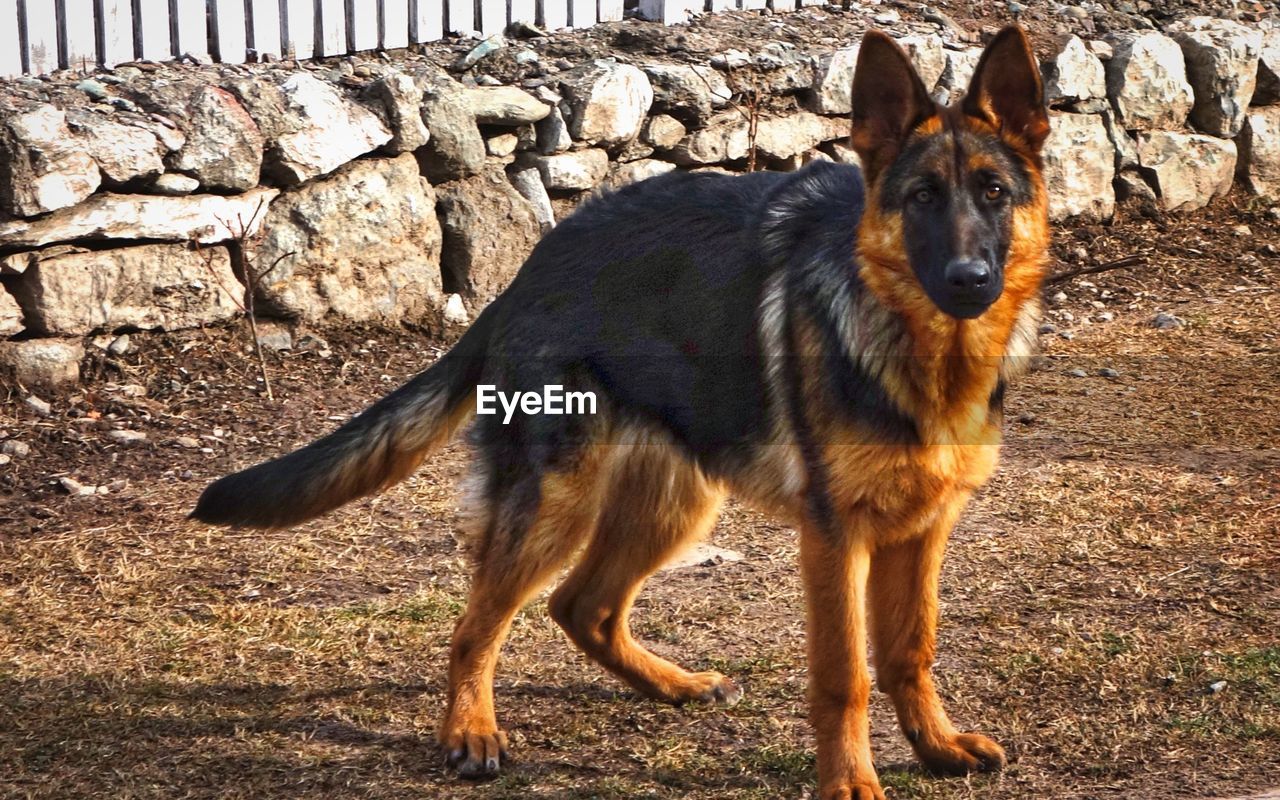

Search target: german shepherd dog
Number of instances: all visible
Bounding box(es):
[194,26,1050,799]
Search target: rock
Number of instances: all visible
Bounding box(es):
[533,148,609,191]
[0,339,84,389]
[106,429,148,445]
[107,334,130,355]
[1099,108,1140,170]
[825,139,860,165]
[0,104,101,217]
[1041,112,1115,221]
[934,47,983,104]
[11,243,240,335]
[752,42,814,95]
[160,85,265,191]
[1042,35,1107,108]
[1114,169,1159,211]
[643,63,731,127]
[456,34,505,70]
[1098,367,1119,378]
[810,45,860,115]
[641,114,687,150]
[232,73,391,186]
[465,86,550,125]
[1171,18,1262,138]
[1068,367,1089,378]
[1086,39,1114,61]
[416,70,486,181]
[509,167,555,230]
[897,34,947,93]
[1,288,23,336]
[755,112,847,161]
[670,112,751,165]
[535,105,573,154]
[559,61,654,146]
[614,139,654,162]
[2,438,32,455]
[175,435,201,448]
[486,132,519,157]
[663,542,744,571]
[1152,312,1185,329]
[1237,106,1280,198]
[64,110,165,187]
[443,293,469,325]
[0,188,280,249]
[436,168,541,301]
[1105,32,1194,131]
[151,173,201,195]
[254,320,292,351]
[1137,131,1236,212]
[1256,29,1280,105]
[254,154,443,323]
[603,158,676,190]
[367,72,430,154]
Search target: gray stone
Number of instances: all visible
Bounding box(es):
[485,132,519,157]
[643,63,732,127]
[106,429,148,445]
[0,103,101,217]
[3,437,33,454]
[416,70,486,181]
[614,138,655,162]
[810,45,860,115]
[0,188,280,249]
[65,110,165,187]
[161,85,265,191]
[151,173,201,195]
[663,543,744,571]
[897,34,947,93]
[1042,35,1107,108]
[1136,131,1236,212]
[752,42,814,95]
[1105,32,1194,131]
[11,243,240,335]
[465,86,550,125]
[1099,108,1140,170]
[603,158,676,191]
[1152,312,1185,329]
[1171,17,1262,138]
[756,112,847,160]
[934,47,983,104]
[253,154,442,323]
[368,72,430,154]
[670,112,751,165]
[533,148,609,191]
[509,167,555,230]
[641,114,687,150]
[254,320,293,351]
[535,105,573,154]
[1256,30,1280,105]
[436,168,541,302]
[1114,169,1159,211]
[0,339,84,389]
[0,288,23,336]
[1042,112,1115,221]
[559,61,654,146]
[1237,106,1280,199]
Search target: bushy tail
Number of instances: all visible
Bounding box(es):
[190,303,500,529]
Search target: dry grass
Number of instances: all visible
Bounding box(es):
[1,199,1277,799]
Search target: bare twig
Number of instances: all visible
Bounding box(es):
[693,60,763,172]
[1045,255,1145,287]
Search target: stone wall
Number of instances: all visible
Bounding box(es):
[2,16,1278,390]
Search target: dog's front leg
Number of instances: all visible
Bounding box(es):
[800,523,884,800]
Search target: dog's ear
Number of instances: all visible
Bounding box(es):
[850,30,937,180]
[961,26,1050,152]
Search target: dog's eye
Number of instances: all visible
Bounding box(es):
[984,185,1005,202]
[913,188,935,205]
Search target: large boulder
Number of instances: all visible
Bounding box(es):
[229,73,391,186]
[10,243,240,335]
[1236,106,1280,198]
[436,169,541,302]
[533,148,609,191]
[254,153,442,323]
[897,34,947,94]
[140,82,264,191]
[643,63,732,127]
[1171,17,1262,138]
[559,61,654,146]
[0,288,23,336]
[810,45,860,115]
[1042,35,1107,109]
[465,86,550,125]
[1136,131,1236,212]
[367,72,430,154]
[0,339,83,390]
[66,110,165,187]
[0,188,280,249]
[669,112,751,165]
[1256,29,1280,105]
[1040,112,1116,222]
[0,103,100,217]
[756,112,847,161]
[416,70,486,181]
[934,47,983,105]
[1105,32,1194,131]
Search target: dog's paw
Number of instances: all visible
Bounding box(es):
[689,671,743,707]
[441,727,509,780]
[915,731,1006,776]
[819,780,887,800]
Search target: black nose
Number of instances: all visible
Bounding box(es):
[945,259,990,291]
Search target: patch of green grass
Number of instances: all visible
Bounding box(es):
[737,743,813,781]
[337,592,464,625]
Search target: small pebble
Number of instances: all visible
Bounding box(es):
[25,395,52,417]
[1099,367,1119,378]
[1038,322,1057,335]
[106,429,148,445]
[1068,368,1088,378]
[175,436,201,449]
[1208,680,1228,694]
[1,440,30,457]
[1152,312,1185,330]
[1051,290,1068,305]
[1096,311,1115,322]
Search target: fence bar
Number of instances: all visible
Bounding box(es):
[539,0,565,29]
[172,0,208,59]
[569,0,593,27]
[248,0,283,60]
[283,0,315,59]
[0,0,20,76]
[24,2,60,74]
[318,0,345,55]
[98,0,134,66]
[133,0,171,61]
[445,0,473,35]
[410,0,442,42]
[598,0,623,22]
[380,0,409,49]
[62,0,98,70]
[476,0,504,35]
[209,0,248,63]
[347,0,378,51]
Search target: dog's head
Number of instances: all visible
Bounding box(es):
[851,27,1049,321]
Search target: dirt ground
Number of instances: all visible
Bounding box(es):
[2,176,1278,800]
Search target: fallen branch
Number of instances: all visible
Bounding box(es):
[1045,254,1145,286]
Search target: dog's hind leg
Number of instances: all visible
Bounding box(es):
[439,448,609,779]
[548,443,738,706]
